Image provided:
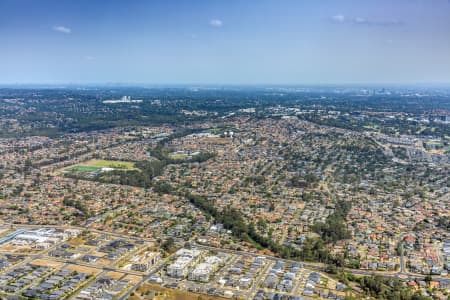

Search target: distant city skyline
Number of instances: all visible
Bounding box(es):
[1,0,450,85]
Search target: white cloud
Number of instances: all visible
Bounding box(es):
[354,17,366,24]
[53,26,71,34]
[330,15,402,27]
[84,56,95,61]
[352,17,402,26]
[209,19,223,27]
[331,15,346,23]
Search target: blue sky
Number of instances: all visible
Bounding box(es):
[1,0,450,85]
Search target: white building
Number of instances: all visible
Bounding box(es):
[188,263,213,282]
[166,249,202,278]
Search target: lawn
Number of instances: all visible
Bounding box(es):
[64,160,136,174]
[363,125,379,130]
[66,165,101,173]
[84,159,136,169]
[168,153,188,160]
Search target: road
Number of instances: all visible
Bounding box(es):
[288,268,312,297]
[398,233,407,275]
[246,260,272,299]
[194,243,449,281]
[0,222,157,243]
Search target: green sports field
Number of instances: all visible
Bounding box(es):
[168,153,188,160]
[83,159,136,169]
[66,165,101,173]
[64,159,136,174]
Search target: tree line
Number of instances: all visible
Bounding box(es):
[185,192,350,265]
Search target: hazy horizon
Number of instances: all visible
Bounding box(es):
[2,0,450,85]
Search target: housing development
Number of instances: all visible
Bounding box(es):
[0,86,449,300]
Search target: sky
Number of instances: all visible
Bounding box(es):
[1,0,450,85]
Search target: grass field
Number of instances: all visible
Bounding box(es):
[84,159,135,169]
[65,159,136,173]
[168,153,188,160]
[363,125,380,130]
[66,165,101,173]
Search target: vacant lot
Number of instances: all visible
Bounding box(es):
[67,264,102,275]
[30,259,63,269]
[132,283,226,300]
